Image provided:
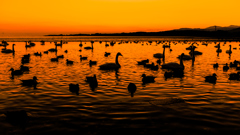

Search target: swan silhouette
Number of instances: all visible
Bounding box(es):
[162,53,184,70]
[128,83,137,97]
[142,74,156,84]
[153,46,165,58]
[226,45,232,54]
[84,41,94,50]
[1,44,15,53]
[205,73,217,84]
[99,52,123,70]
[21,76,38,89]
[69,83,79,95]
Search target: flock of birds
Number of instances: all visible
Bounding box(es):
[1,39,240,97]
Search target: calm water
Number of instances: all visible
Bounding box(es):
[1,36,240,134]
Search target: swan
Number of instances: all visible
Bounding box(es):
[10,68,23,78]
[80,55,87,60]
[128,83,137,97]
[1,44,15,53]
[153,46,165,58]
[104,52,111,57]
[51,57,58,62]
[99,52,123,70]
[79,41,83,47]
[229,72,240,80]
[34,52,42,56]
[223,63,229,71]
[55,40,62,47]
[205,73,217,84]
[89,60,97,66]
[69,83,79,95]
[142,74,156,83]
[20,65,29,71]
[66,59,73,65]
[226,45,232,54]
[84,41,94,49]
[21,76,38,89]
[213,63,219,68]
[137,59,149,65]
[177,53,192,60]
[162,53,184,70]
[48,45,57,52]
[57,55,64,59]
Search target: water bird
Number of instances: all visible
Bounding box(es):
[230,62,237,68]
[66,59,74,65]
[51,57,59,62]
[85,74,98,90]
[64,50,68,53]
[128,83,137,97]
[89,60,97,66]
[229,72,240,80]
[69,83,79,95]
[10,68,23,78]
[48,46,57,52]
[21,76,38,89]
[84,41,94,50]
[226,45,232,54]
[204,73,217,84]
[162,53,184,70]
[99,52,123,70]
[79,41,82,47]
[142,74,156,84]
[153,46,165,58]
[189,50,202,55]
[213,63,219,68]
[55,40,63,47]
[104,52,111,57]
[137,59,149,65]
[177,53,192,60]
[40,40,45,45]
[34,52,42,56]
[20,65,29,71]
[80,55,88,61]
[223,63,229,71]
[1,44,15,53]
[57,55,64,59]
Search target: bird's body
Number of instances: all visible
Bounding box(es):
[128,83,137,97]
[229,72,240,80]
[80,55,88,60]
[99,52,122,70]
[162,53,184,70]
[89,60,97,66]
[66,59,73,65]
[21,76,38,89]
[205,73,217,84]
[153,46,165,58]
[142,74,156,84]
[69,83,79,95]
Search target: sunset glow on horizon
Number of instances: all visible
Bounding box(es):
[1,0,240,36]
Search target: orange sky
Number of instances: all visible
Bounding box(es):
[1,0,240,36]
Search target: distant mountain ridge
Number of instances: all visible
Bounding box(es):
[175,25,240,31]
[46,25,240,38]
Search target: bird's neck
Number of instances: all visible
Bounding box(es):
[180,56,184,68]
[163,47,165,58]
[115,54,120,67]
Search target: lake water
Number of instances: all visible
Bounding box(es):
[1,36,240,134]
